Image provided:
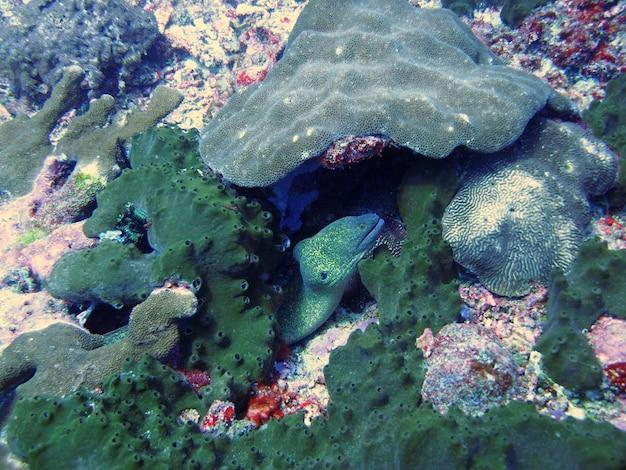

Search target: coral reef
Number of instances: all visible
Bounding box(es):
[318,136,391,170]
[5,159,626,468]
[156,0,305,129]
[1,0,625,467]
[199,0,572,187]
[0,286,197,398]
[440,0,554,27]
[6,354,217,468]
[534,0,625,83]
[0,67,84,197]
[583,73,626,207]
[277,214,384,344]
[47,125,285,403]
[442,118,617,297]
[464,0,625,109]
[420,323,519,415]
[0,157,98,347]
[0,0,159,99]
[535,239,626,392]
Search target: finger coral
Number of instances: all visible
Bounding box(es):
[0,67,84,197]
[0,66,182,197]
[442,118,617,297]
[199,0,571,187]
[0,286,197,398]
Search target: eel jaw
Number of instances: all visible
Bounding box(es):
[356,216,385,254]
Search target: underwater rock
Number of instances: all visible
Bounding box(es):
[420,323,519,415]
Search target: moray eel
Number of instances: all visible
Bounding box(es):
[277,214,384,344]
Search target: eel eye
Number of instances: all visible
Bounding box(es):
[320,271,328,281]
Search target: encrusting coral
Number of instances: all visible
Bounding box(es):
[199,0,573,187]
[420,323,519,415]
[442,117,617,297]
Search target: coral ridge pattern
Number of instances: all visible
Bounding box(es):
[200,0,571,186]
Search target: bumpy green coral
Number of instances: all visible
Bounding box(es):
[47,126,285,403]
[535,239,626,392]
[277,214,384,344]
[359,161,461,336]
[583,74,626,207]
[47,240,154,308]
[7,355,217,468]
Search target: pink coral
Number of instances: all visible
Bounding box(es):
[588,316,626,392]
[420,323,519,415]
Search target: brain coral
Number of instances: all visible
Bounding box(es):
[199,0,572,187]
[442,118,617,297]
